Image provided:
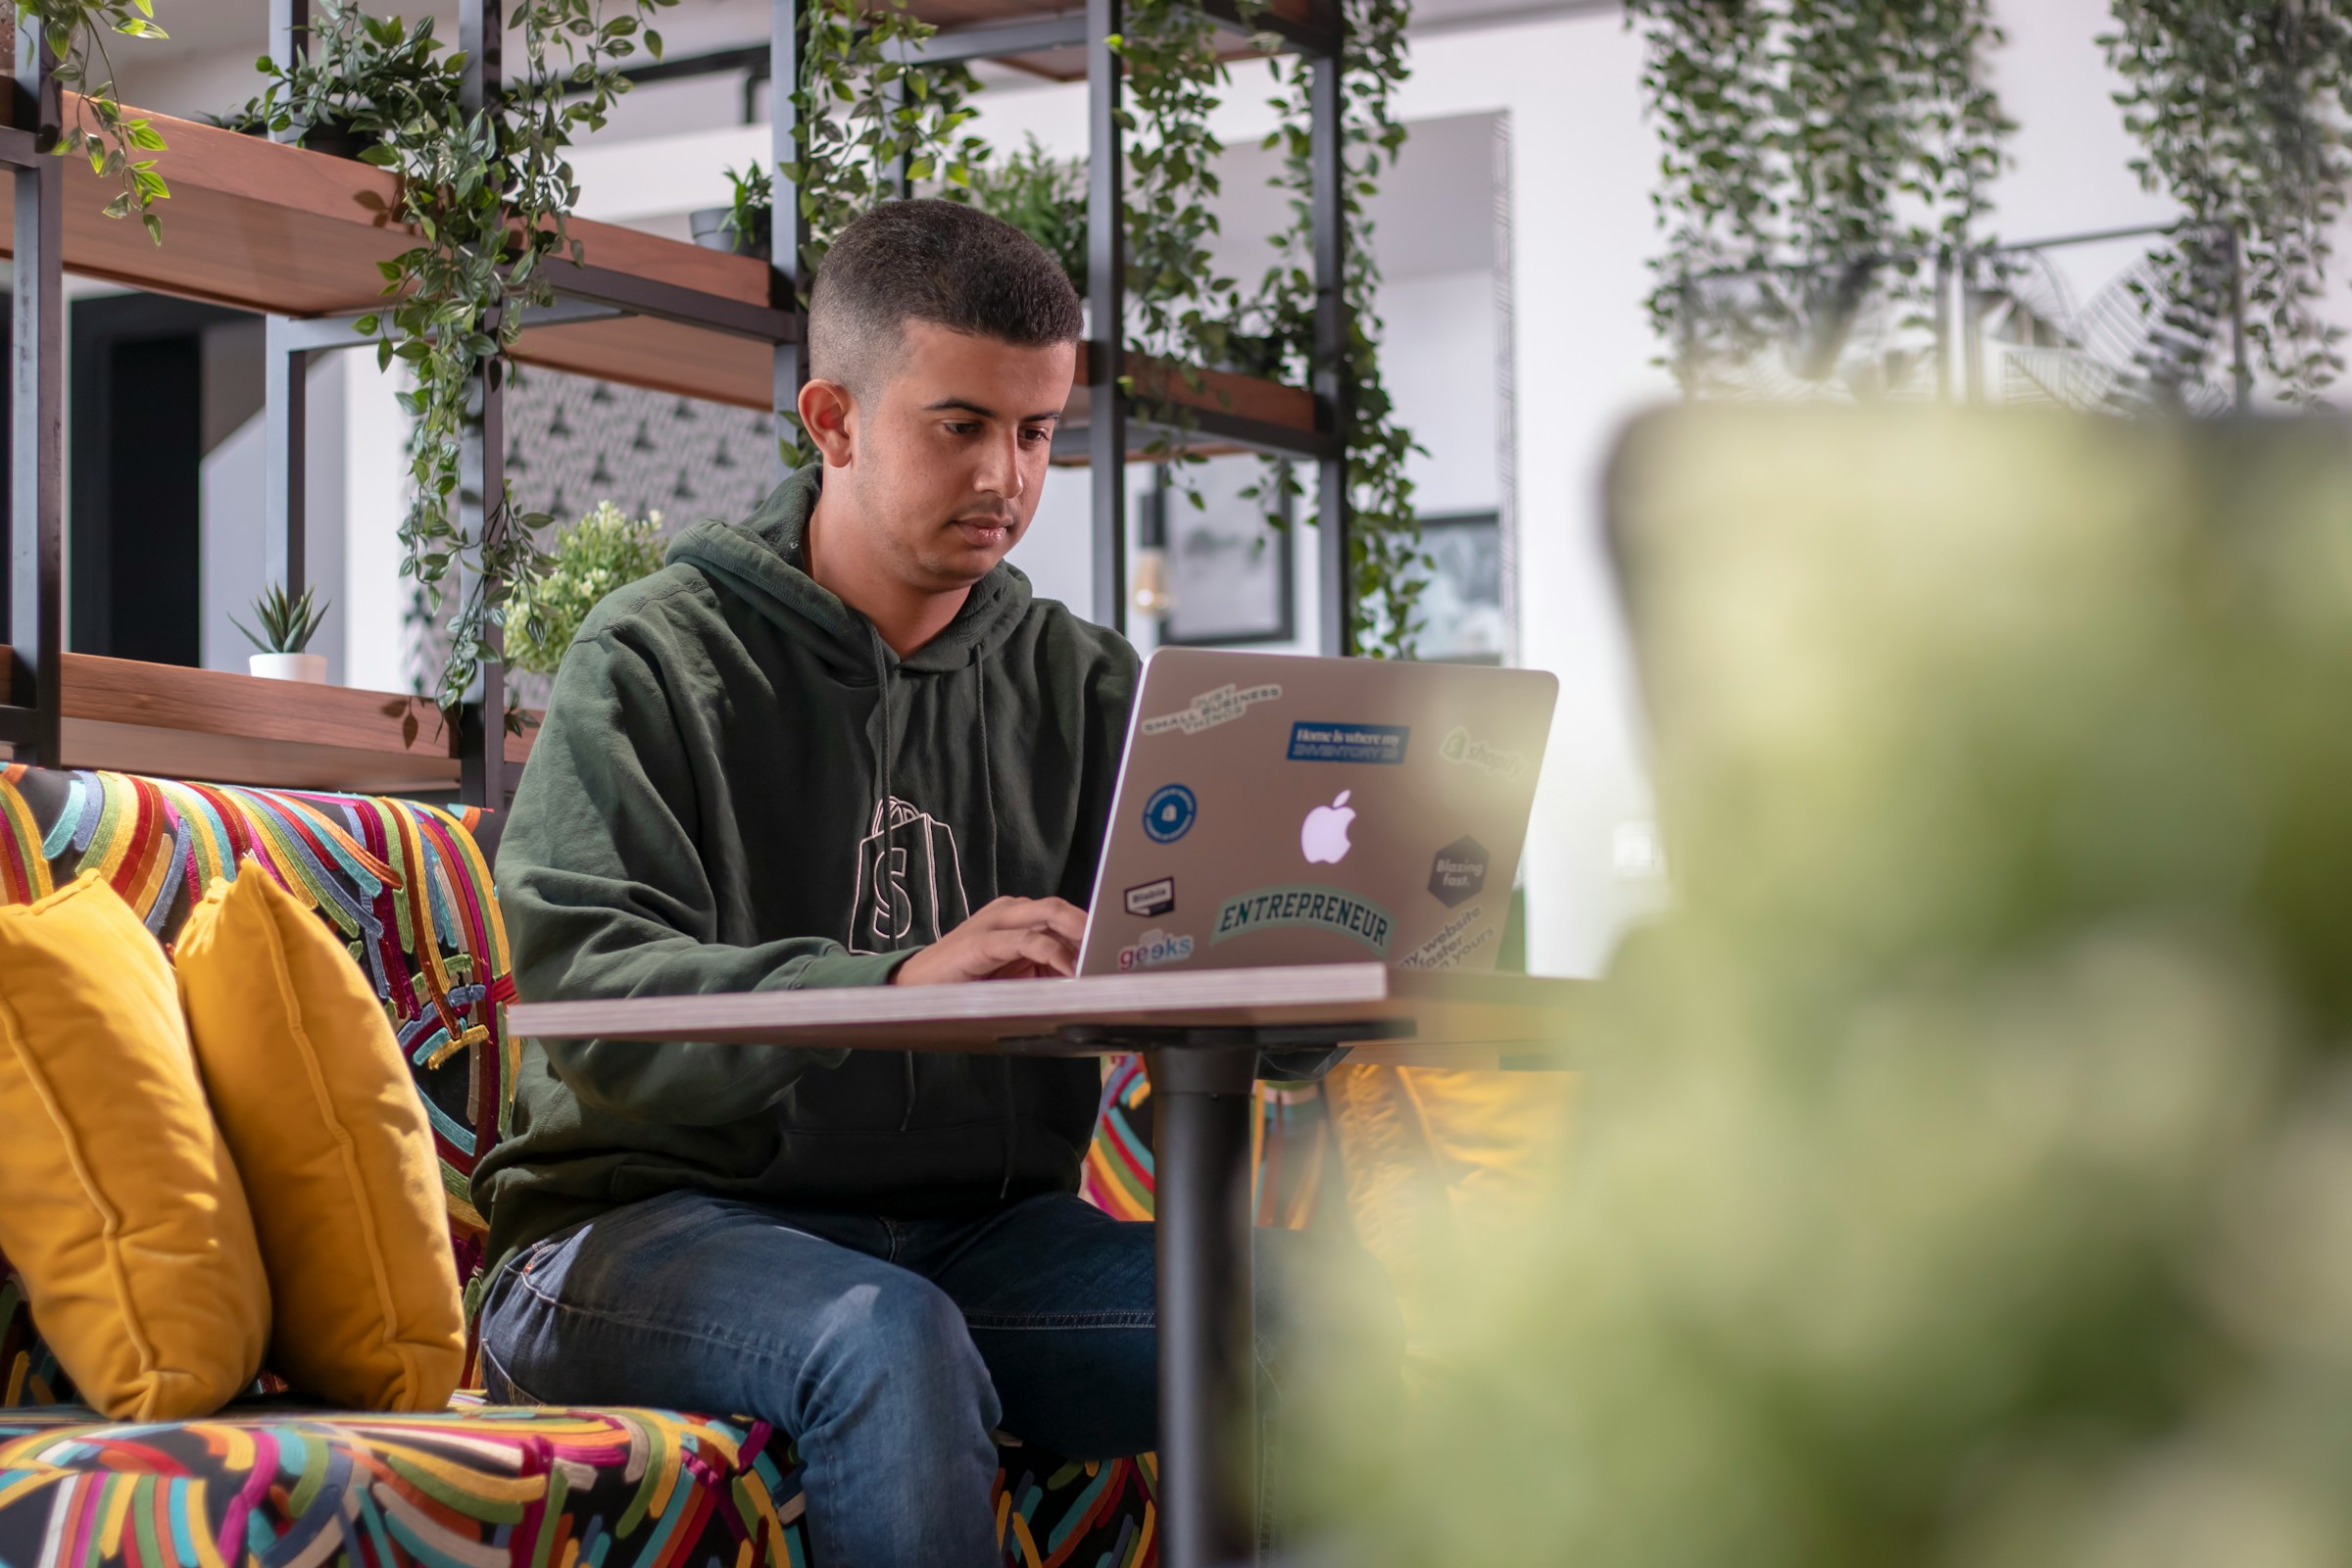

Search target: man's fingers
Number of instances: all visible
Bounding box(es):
[1011,929,1077,977]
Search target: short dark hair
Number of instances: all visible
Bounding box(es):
[808,199,1084,393]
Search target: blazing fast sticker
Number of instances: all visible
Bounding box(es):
[1428,835,1489,907]
[1124,877,1176,917]
[1438,726,1527,780]
[1116,927,1196,970]
[1287,722,1410,764]
[1142,783,1198,843]
[1211,884,1394,955]
[1142,683,1283,737]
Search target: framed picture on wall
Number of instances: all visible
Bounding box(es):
[1416,511,1505,663]
[1159,457,1297,647]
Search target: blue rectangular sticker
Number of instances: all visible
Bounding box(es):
[1287,721,1410,765]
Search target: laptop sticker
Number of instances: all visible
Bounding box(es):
[1398,906,1494,970]
[1439,726,1528,780]
[1428,836,1489,907]
[1142,783,1198,844]
[1116,927,1196,970]
[1287,721,1410,764]
[1124,876,1177,917]
[1142,683,1283,737]
[1212,885,1394,955]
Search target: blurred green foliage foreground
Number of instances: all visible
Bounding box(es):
[1309,410,2352,1567]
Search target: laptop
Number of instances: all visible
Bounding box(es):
[1076,649,1557,977]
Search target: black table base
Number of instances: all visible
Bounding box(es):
[1059,1021,1409,1568]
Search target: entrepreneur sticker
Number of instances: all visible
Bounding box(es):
[1142,683,1283,737]
[1211,884,1394,956]
[1287,721,1410,765]
[1124,876,1177,917]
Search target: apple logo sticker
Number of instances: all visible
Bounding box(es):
[1300,790,1356,864]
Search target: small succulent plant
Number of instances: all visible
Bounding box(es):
[233,581,329,655]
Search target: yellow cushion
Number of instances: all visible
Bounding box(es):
[0,872,270,1419]
[175,865,465,1412]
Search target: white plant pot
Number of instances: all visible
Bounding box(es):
[249,652,327,684]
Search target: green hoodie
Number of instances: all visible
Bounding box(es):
[473,466,1139,1272]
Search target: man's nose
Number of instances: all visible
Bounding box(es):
[975,425,1025,502]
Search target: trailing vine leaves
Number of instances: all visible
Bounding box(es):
[17,1,172,243]
[2102,0,2352,404]
[320,0,677,712]
[1250,0,1426,658]
[1628,0,2012,395]
[776,0,985,463]
[1110,0,1239,482]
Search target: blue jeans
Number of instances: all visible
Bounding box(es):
[477,1188,1372,1566]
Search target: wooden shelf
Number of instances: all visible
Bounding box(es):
[905,0,1329,79]
[0,99,781,404]
[2,650,533,796]
[0,101,1318,448]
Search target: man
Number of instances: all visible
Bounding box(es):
[474,200,1372,1565]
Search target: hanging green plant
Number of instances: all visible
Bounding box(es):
[773,0,986,464]
[16,0,172,242]
[504,501,667,676]
[221,0,456,157]
[1249,0,1426,658]
[1628,0,2011,394]
[1111,0,1240,449]
[241,0,677,712]
[2102,0,2352,405]
[963,133,1088,294]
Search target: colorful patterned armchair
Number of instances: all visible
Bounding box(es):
[0,763,1160,1568]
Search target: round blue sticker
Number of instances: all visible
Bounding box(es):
[1143,783,1198,844]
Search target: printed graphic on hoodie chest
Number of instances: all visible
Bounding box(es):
[849,795,973,952]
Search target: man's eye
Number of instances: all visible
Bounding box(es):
[943,421,980,436]
[1020,425,1053,444]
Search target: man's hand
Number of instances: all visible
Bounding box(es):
[892,897,1088,985]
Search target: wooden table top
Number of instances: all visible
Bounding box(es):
[507,965,1592,1070]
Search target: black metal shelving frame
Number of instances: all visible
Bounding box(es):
[6,0,1355,805]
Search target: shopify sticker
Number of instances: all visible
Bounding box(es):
[1438,726,1528,781]
[1142,682,1283,737]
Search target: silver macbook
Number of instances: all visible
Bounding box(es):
[1077,649,1557,976]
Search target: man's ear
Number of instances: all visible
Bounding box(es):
[798,377,858,468]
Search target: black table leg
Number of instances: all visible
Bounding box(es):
[1146,1042,1261,1568]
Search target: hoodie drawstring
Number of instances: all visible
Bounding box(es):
[976,649,1018,1200]
[868,624,920,1136]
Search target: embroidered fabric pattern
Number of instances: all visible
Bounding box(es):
[0,1403,1160,1568]
[0,763,1164,1566]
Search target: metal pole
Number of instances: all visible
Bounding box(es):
[1146,1043,1260,1568]
[2226,226,2252,412]
[8,22,61,763]
[265,320,312,600]
[772,0,808,476]
[461,0,506,808]
[1308,54,1350,657]
[268,0,309,140]
[1086,0,1127,633]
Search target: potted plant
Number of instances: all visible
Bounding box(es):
[691,163,773,261]
[964,136,1088,295]
[504,502,667,677]
[235,582,330,683]
[219,0,459,161]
